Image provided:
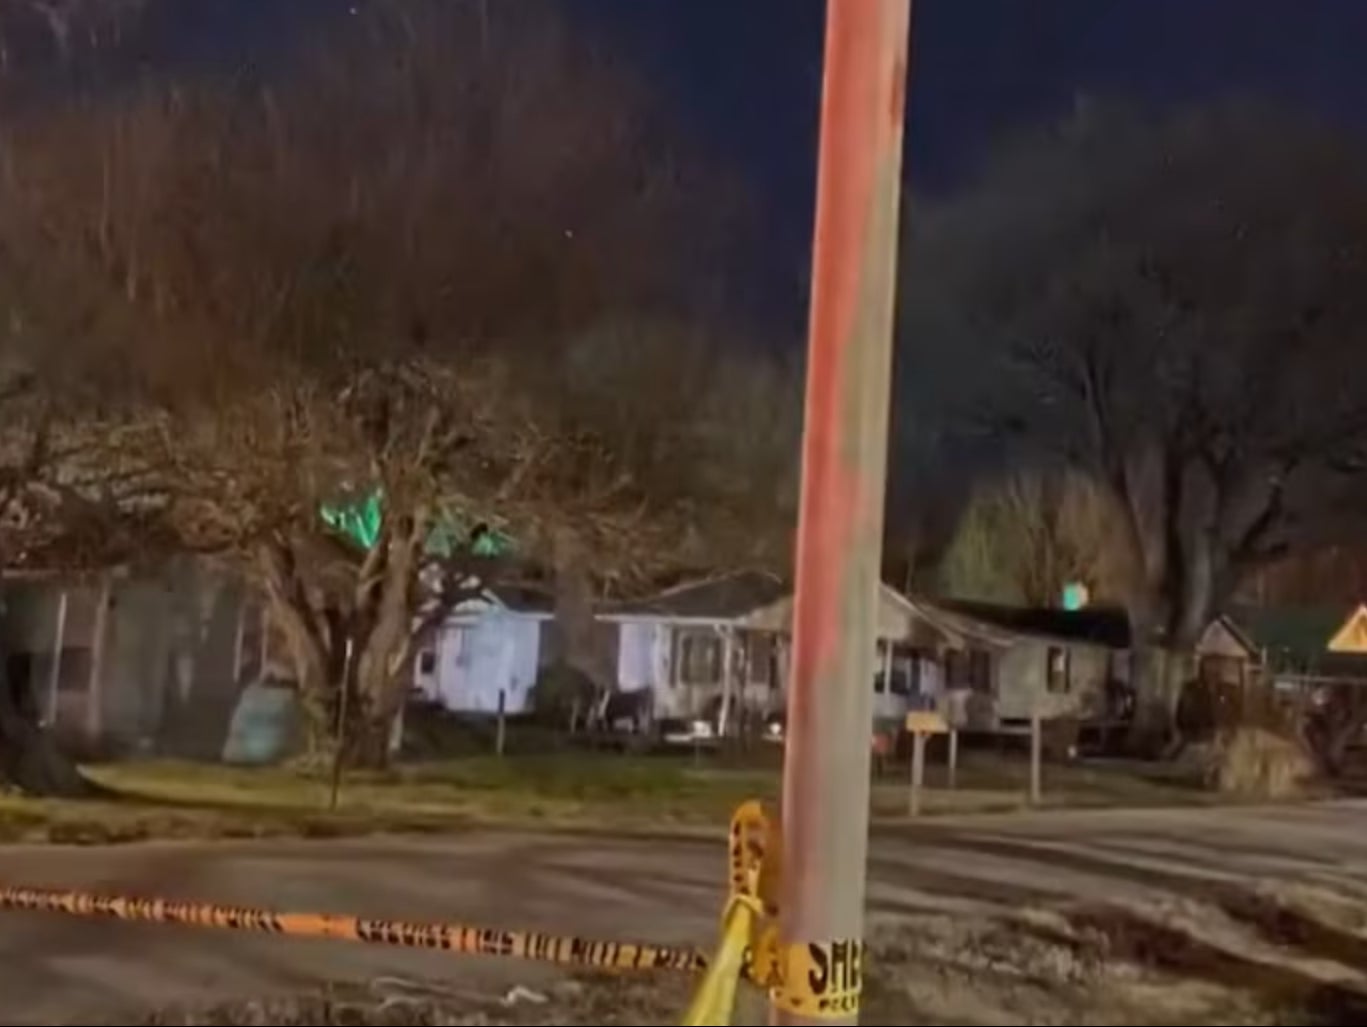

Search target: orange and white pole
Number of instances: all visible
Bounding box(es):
[773,1,913,1024]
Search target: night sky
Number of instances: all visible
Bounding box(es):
[101,0,1367,329]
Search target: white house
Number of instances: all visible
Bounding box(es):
[596,572,791,728]
[597,572,933,732]
[414,586,555,716]
[737,584,962,727]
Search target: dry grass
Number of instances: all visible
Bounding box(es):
[0,755,780,845]
[0,747,1224,847]
[1212,728,1317,800]
[870,744,1216,817]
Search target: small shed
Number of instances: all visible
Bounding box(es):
[414,585,555,716]
[1226,604,1367,689]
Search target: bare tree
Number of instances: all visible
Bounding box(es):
[0,0,140,71]
[938,468,1121,608]
[903,101,1367,748]
[0,0,786,766]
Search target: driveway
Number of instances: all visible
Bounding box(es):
[3,801,1367,1023]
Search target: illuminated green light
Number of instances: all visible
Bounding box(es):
[319,489,514,557]
[1062,582,1089,611]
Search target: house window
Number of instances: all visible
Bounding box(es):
[746,634,773,687]
[677,631,723,686]
[418,650,437,675]
[947,649,992,693]
[889,655,912,697]
[969,650,992,693]
[944,650,963,689]
[1047,646,1070,693]
[56,648,92,692]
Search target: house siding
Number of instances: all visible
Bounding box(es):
[2,560,251,758]
[992,640,1112,724]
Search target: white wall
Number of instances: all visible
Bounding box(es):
[994,641,1110,722]
[420,613,544,715]
[616,622,659,691]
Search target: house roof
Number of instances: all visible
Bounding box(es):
[928,598,1133,648]
[1226,604,1367,678]
[600,571,788,623]
[488,584,555,615]
[739,582,931,641]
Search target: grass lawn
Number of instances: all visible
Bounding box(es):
[870,737,1216,816]
[0,744,1220,846]
[0,753,779,845]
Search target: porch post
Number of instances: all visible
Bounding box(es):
[85,576,113,742]
[231,597,247,685]
[45,589,68,727]
[719,627,737,738]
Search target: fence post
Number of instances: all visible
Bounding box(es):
[496,688,507,757]
[46,590,68,727]
[908,731,926,818]
[947,728,958,791]
[1030,711,1043,807]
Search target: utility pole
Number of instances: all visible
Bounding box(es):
[773,2,912,1025]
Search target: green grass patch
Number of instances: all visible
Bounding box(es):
[0,744,1226,847]
[26,753,781,845]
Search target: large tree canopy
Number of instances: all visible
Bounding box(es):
[0,0,797,769]
[902,101,1367,741]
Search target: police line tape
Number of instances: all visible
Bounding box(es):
[686,800,865,1024]
[0,801,865,1026]
[0,885,706,975]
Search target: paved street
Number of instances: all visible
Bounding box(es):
[4,802,1367,1023]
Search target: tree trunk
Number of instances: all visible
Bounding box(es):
[0,651,91,797]
[552,529,611,698]
[349,530,424,772]
[1127,646,1192,756]
[342,651,397,771]
[258,540,335,756]
[344,701,394,772]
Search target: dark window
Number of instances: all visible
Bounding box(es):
[746,634,773,686]
[888,656,912,697]
[945,650,964,689]
[418,650,437,675]
[677,631,723,686]
[1047,647,1070,693]
[969,650,992,693]
[56,648,92,692]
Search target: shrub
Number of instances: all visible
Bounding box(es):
[1210,726,1315,800]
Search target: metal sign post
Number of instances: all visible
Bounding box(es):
[773,1,913,1024]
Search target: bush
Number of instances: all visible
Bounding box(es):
[529,663,598,727]
[1210,726,1315,800]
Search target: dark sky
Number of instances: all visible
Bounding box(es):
[102,0,1367,328]
[577,0,1367,328]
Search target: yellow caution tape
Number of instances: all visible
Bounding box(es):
[0,798,866,1026]
[0,885,704,973]
[768,939,865,1019]
[679,891,761,1026]
[682,799,783,1025]
[691,800,868,1021]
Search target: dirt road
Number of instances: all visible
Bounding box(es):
[4,801,1367,1023]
